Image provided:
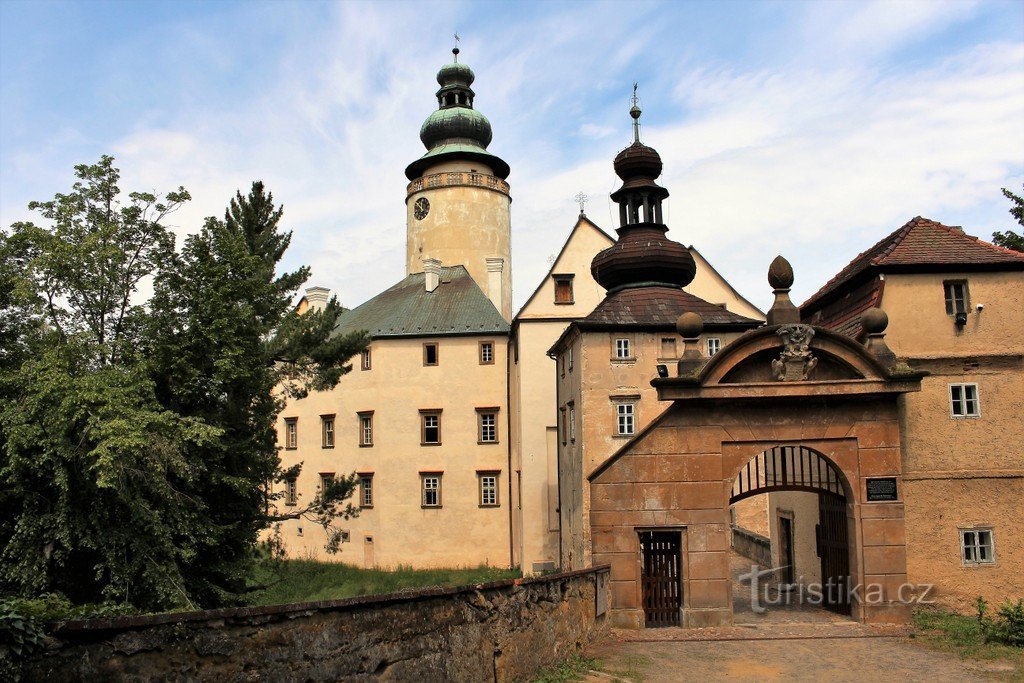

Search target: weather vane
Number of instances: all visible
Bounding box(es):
[574,192,588,215]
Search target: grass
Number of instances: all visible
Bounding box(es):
[533,654,602,683]
[912,607,1023,677]
[244,558,520,606]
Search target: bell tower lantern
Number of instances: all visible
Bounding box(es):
[404,47,513,321]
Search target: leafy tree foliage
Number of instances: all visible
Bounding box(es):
[1,161,366,611]
[993,185,1024,252]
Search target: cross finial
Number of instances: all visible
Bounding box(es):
[453,33,461,62]
[574,192,588,215]
[629,82,642,143]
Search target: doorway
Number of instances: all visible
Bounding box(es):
[778,515,795,585]
[639,530,682,627]
[817,492,851,615]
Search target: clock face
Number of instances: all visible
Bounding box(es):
[413,197,430,220]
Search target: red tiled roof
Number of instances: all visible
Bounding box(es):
[802,276,884,341]
[802,216,1024,314]
[582,285,762,329]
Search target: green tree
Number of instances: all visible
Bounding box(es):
[0,158,215,609]
[148,181,368,605]
[993,185,1024,252]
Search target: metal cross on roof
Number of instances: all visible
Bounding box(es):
[575,192,588,215]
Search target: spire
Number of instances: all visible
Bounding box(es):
[590,93,695,293]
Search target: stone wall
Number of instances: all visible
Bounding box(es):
[23,566,610,682]
[731,525,771,567]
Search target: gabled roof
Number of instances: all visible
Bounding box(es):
[513,213,614,320]
[582,286,762,329]
[335,265,509,339]
[802,216,1024,314]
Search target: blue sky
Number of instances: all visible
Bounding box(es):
[2,0,1022,312]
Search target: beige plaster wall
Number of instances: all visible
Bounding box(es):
[730,496,769,538]
[272,335,510,568]
[768,491,823,585]
[406,163,512,320]
[881,271,1024,358]
[687,248,764,320]
[904,476,1024,611]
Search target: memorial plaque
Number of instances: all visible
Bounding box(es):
[866,477,898,502]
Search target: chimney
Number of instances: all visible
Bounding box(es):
[304,286,330,312]
[424,258,441,293]
[486,257,504,312]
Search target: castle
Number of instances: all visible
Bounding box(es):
[274,49,1023,627]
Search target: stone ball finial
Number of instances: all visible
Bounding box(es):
[676,311,704,339]
[862,307,889,334]
[768,255,794,290]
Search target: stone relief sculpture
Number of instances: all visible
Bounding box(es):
[772,324,818,381]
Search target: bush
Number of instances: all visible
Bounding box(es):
[977,597,1024,647]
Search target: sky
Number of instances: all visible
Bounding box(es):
[2,0,1022,313]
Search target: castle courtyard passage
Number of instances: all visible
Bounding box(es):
[587,314,923,629]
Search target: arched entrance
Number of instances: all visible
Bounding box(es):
[729,446,852,618]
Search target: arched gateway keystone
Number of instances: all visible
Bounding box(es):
[587,322,923,629]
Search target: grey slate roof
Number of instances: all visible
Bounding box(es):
[335,265,509,339]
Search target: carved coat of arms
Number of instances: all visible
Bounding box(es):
[772,324,818,381]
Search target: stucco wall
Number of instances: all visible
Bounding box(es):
[768,490,823,585]
[730,495,769,537]
[23,567,610,682]
[274,334,510,569]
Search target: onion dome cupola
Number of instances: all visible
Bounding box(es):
[405,47,510,181]
[591,88,696,293]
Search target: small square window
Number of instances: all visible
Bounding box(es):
[614,338,632,359]
[960,528,995,564]
[421,474,442,507]
[361,348,371,371]
[421,411,441,445]
[944,281,969,315]
[423,343,439,366]
[478,472,499,507]
[284,418,298,449]
[478,411,498,443]
[554,275,574,304]
[359,475,374,508]
[660,337,677,358]
[706,338,722,357]
[358,412,374,446]
[480,341,494,365]
[321,415,335,448]
[285,476,297,506]
[616,403,635,436]
[949,383,980,418]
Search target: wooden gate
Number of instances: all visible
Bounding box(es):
[639,531,681,627]
[816,492,851,615]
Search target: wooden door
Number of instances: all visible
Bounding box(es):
[778,516,795,585]
[640,531,682,627]
[816,493,850,615]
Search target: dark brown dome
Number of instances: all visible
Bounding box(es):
[591,225,696,292]
[614,141,663,181]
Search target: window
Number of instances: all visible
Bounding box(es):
[359,474,374,508]
[568,346,574,371]
[478,472,499,507]
[553,274,574,304]
[284,418,298,449]
[614,338,632,359]
[421,474,442,507]
[479,341,494,365]
[960,528,995,565]
[421,410,441,445]
[423,343,439,366]
[949,383,980,418]
[321,415,335,448]
[319,472,334,494]
[361,348,371,371]
[568,403,576,442]
[706,337,722,357]
[358,411,374,446]
[285,477,297,506]
[478,409,498,443]
[944,281,969,315]
[660,337,677,358]
[560,406,567,445]
[616,403,635,436]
